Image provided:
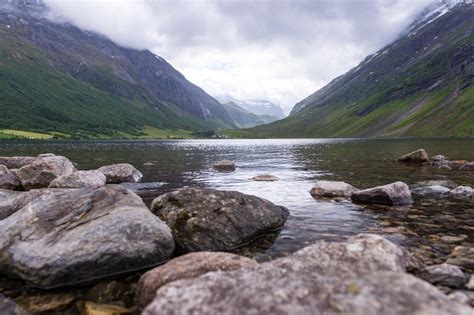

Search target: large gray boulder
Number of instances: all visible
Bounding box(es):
[310,180,358,198]
[0,185,174,288]
[135,252,257,310]
[397,149,429,164]
[151,187,289,253]
[0,189,52,220]
[49,170,106,189]
[0,165,21,190]
[97,163,143,183]
[351,181,413,205]
[0,156,37,169]
[15,155,76,190]
[411,185,451,199]
[449,186,474,203]
[143,234,472,315]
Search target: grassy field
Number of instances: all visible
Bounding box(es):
[0,129,54,139]
[139,125,195,139]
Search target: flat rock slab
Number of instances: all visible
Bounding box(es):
[351,181,413,205]
[0,185,174,288]
[135,252,257,310]
[151,187,289,253]
[310,180,358,198]
[251,174,279,181]
[143,234,472,315]
[397,149,429,164]
[49,170,106,188]
[411,185,451,199]
[98,163,143,183]
[419,263,469,288]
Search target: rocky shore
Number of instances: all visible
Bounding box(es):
[0,151,473,314]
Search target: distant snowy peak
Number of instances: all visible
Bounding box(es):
[406,0,472,34]
[217,96,286,118]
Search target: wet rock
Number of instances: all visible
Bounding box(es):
[466,275,474,290]
[460,162,474,171]
[135,252,257,310]
[310,180,358,198]
[450,186,474,203]
[439,165,452,170]
[143,234,473,315]
[0,186,174,288]
[81,302,131,315]
[419,263,469,288]
[0,156,37,169]
[411,185,450,199]
[251,174,279,181]
[16,292,77,313]
[448,246,474,270]
[441,235,467,244]
[397,149,429,164]
[15,155,76,190]
[0,165,21,190]
[414,180,458,189]
[452,160,469,168]
[212,160,236,172]
[151,187,289,253]
[0,294,30,315]
[49,170,106,188]
[85,281,130,305]
[431,155,447,162]
[97,164,143,184]
[351,181,413,205]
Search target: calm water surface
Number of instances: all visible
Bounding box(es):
[1,138,473,264]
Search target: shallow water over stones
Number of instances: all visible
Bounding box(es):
[0,138,473,311]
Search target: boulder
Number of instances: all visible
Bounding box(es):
[430,155,447,161]
[0,165,21,190]
[0,189,51,220]
[15,155,76,190]
[310,180,358,198]
[411,185,451,199]
[0,156,37,169]
[135,252,257,310]
[397,149,429,164]
[449,186,474,203]
[0,185,174,288]
[439,165,452,170]
[251,174,279,181]
[351,181,413,205]
[0,294,30,315]
[49,170,106,188]
[212,160,236,172]
[452,160,469,168]
[448,246,474,270]
[97,163,143,183]
[419,263,469,288]
[151,187,289,253]
[143,234,473,315]
[460,162,474,171]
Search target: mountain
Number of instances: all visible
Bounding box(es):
[218,96,286,121]
[240,1,473,138]
[221,102,277,128]
[0,0,237,139]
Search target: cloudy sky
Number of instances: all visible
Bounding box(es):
[44,0,434,114]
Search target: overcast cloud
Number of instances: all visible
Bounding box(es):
[44,0,433,114]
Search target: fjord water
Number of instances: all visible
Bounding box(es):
[1,139,473,264]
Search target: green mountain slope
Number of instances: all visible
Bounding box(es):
[239,2,474,138]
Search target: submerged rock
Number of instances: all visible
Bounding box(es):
[151,187,289,253]
[397,149,429,164]
[135,252,257,310]
[351,181,413,205]
[419,263,469,288]
[49,170,106,188]
[411,185,451,199]
[460,162,474,171]
[310,180,358,198]
[0,185,174,288]
[15,155,76,190]
[251,174,279,181]
[449,186,474,203]
[448,246,474,270]
[97,163,143,184]
[213,160,236,172]
[0,165,21,190]
[143,234,472,315]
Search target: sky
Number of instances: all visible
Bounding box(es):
[44,0,434,114]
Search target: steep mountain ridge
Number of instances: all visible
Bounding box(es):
[242,1,473,138]
[0,0,241,138]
